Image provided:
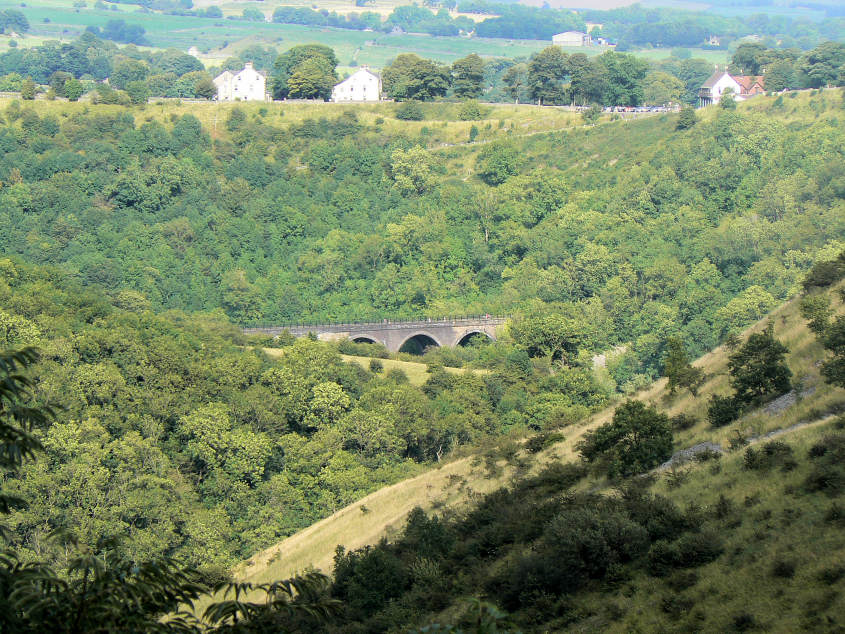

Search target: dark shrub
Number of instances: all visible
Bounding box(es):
[818,565,845,584]
[824,503,844,525]
[670,413,697,431]
[648,540,681,576]
[668,569,699,590]
[804,433,845,494]
[695,448,722,463]
[732,613,757,631]
[714,494,734,520]
[802,252,845,291]
[708,394,741,427]
[401,507,454,560]
[620,487,688,542]
[649,530,723,575]
[578,400,673,478]
[523,462,587,492]
[771,559,796,579]
[502,504,649,607]
[332,544,408,617]
[395,100,424,121]
[728,326,792,406]
[662,593,694,617]
[743,441,794,471]
[525,431,565,454]
[369,358,384,373]
[675,530,724,567]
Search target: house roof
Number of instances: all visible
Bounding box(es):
[554,31,586,37]
[334,67,381,86]
[215,66,267,82]
[701,70,730,89]
[734,75,765,91]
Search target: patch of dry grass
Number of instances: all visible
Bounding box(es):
[260,347,484,386]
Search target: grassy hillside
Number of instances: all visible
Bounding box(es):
[261,346,487,386]
[0,0,734,67]
[226,280,845,619]
[0,96,583,145]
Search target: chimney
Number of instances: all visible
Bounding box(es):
[245,62,254,70]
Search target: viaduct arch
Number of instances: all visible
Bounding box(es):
[243,316,506,353]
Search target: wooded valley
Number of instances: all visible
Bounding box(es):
[0,88,844,631]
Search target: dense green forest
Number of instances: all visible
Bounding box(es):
[3,256,601,570]
[0,90,843,382]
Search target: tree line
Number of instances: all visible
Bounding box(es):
[2,34,842,107]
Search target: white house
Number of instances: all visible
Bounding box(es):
[699,70,765,107]
[552,31,591,47]
[331,67,382,102]
[213,62,268,102]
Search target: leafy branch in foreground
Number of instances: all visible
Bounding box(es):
[204,573,341,631]
[0,347,52,521]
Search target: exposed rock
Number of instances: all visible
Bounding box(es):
[659,442,723,470]
[763,385,816,415]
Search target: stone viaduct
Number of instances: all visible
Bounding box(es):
[243,316,507,353]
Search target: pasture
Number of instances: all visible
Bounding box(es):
[1,0,731,69]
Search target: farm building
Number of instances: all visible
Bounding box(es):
[552,31,591,47]
[213,63,268,102]
[331,67,382,102]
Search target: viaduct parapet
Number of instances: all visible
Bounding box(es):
[243,316,507,353]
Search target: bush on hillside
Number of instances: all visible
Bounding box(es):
[647,530,723,576]
[743,441,796,471]
[670,413,697,431]
[676,106,697,130]
[578,400,673,478]
[728,325,792,406]
[457,99,486,120]
[475,140,521,185]
[804,433,845,494]
[525,431,565,454]
[707,394,741,427]
[395,100,424,121]
[802,251,845,291]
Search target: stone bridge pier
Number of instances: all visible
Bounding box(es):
[244,316,507,353]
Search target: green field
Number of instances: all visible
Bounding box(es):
[0,0,555,67]
[0,0,733,69]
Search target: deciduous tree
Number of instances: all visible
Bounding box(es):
[578,399,672,478]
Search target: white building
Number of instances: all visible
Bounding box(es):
[698,70,765,107]
[552,31,591,47]
[331,67,382,102]
[213,62,268,102]
[699,71,742,106]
